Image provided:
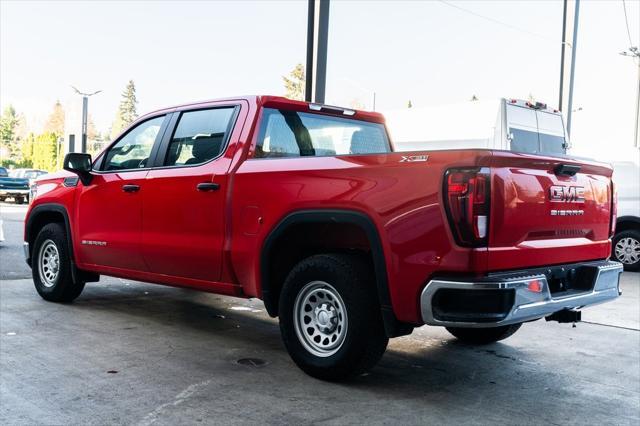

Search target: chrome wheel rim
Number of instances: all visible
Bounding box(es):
[293,281,348,357]
[615,237,640,265]
[38,239,60,287]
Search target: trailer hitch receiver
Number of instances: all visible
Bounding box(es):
[545,309,582,323]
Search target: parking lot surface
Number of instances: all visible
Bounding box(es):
[1,203,639,425]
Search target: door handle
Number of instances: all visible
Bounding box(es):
[122,184,140,193]
[197,182,220,191]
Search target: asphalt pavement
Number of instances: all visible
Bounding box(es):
[0,203,31,280]
[1,202,639,425]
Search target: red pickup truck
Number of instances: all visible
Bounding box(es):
[24,96,622,380]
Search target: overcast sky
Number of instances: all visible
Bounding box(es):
[1,0,638,160]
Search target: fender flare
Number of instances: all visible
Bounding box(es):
[25,203,91,283]
[616,216,640,227]
[260,209,412,337]
[25,203,74,264]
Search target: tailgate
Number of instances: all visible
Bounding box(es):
[487,151,613,270]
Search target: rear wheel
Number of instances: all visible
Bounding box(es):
[15,196,25,204]
[278,254,388,381]
[612,230,640,272]
[446,323,522,344]
[32,223,85,302]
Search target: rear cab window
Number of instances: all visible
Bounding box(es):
[254,108,391,158]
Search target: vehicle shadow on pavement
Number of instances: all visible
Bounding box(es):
[71,282,547,389]
[11,280,637,424]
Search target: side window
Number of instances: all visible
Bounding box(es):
[164,108,235,167]
[103,116,165,171]
[255,108,391,158]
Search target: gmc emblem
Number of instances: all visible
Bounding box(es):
[549,185,585,203]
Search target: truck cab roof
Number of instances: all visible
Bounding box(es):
[139,96,386,124]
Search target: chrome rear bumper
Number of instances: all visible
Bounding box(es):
[420,260,623,328]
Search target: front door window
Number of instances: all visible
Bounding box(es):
[103,116,165,171]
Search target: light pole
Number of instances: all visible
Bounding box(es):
[71,86,102,153]
[620,47,640,149]
[565,0,580,137]
[57,136,63,169]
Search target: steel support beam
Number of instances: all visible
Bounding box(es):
[558,0,568,111]
[559,0,580,137]
[81,96,88,154]
[305,0,330,103]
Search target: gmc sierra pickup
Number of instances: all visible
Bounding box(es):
[24,96,622,380]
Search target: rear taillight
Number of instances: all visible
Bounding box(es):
[610,181,617,238]
[444,167,491,247]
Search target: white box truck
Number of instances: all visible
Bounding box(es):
[384,98,569,156]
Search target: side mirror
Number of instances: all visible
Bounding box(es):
[63,153,93,185]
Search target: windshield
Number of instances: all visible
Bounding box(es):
[24,171,45,179]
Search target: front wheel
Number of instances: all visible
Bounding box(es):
[32,223,85,302]
[612,230,640,272]
[278,254,388,381]
[446,323,522,344]
[15,196,25,205]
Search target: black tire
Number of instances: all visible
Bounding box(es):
[32,223,85,303]
[446,323,522,344]
[0,197,6,202]
[15,197,25,205]
[612,229,640,272]
[278,253,388,381]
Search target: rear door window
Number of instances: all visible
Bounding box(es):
[509,128,540,154]
[164,108,236,167]
[255,108,391,158]
[536,111,566,155]
[506,105,567,156]
[507,105,539,153]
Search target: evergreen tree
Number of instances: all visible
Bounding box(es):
[20,133,36,168]
[32,132,58,171]
[119,80,138,126]
[110,114,123,141]
[407,100,413,108]
[111,80,138,139]
[14,113,28,143]
[0,105,20,160]
[283,64,305,101]
[44,100,65,136]
[470,95,479,101]
[349,98,365,110]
